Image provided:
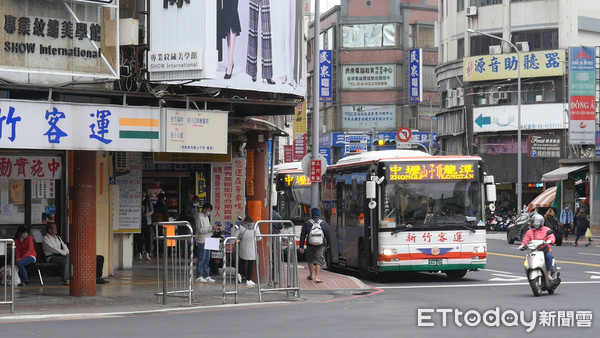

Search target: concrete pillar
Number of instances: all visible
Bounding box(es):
[246,133,269,281]
[69,151,97,296]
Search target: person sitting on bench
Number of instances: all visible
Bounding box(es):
[15,226,36,286]
[42,222,109,285]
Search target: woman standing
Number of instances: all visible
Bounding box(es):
[135,193,154,260]
[15,226,36,286]
[236,216,262,286]
[218,0,241,79]
[574,209,590,247]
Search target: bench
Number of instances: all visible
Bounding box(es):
[26,242,62,285]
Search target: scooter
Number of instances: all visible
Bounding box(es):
[209,221,234,275]
[519,239,561,296]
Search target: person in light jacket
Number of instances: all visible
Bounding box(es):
[235,216,262,286]
[195,203,217,283]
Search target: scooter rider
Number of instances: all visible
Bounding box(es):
[520,212,557,281]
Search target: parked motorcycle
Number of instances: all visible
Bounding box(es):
[487,214,503,231]
[519,239,561,296]
[209,221,232,275]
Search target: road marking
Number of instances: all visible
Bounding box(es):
[489,273,527,282]
[488,252,600,268]
[377,281,600,290]
[584,271,600,279]
[483,268,513,274]
[579,253,600,257]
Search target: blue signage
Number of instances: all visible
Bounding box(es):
[319,148,331,165]
[319,50,333,102]
[319,133,332,147]
[45,206,56,214]
[409,48,422,103]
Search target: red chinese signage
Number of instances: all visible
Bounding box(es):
[0,156,62,179]
[310,160,322,182]
[293,134,306,161]
[284,145,293,163]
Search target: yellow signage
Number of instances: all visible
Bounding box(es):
[463,49,565,82]
[388,163,476,181]
[293,100,306,136]
[284,174,311,186]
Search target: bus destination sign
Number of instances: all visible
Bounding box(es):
[387,162,477,181]
[283,174,311,187]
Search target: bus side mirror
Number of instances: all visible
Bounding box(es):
[486,184,497,202]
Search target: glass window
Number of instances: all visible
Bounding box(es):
[457,38,464,59]
[458,0,465,11]
[417,25,435,49]
[342,24,396,48]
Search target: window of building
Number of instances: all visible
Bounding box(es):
[457,38,464,59]
[511,29,558,51]
[409,24,435,49]
[458,0,465,11]
[342,24,396,48]
[469,33,501,56]
[471,0,502,6]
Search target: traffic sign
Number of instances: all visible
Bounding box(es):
[397,128,412,142]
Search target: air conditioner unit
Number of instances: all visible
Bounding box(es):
[535,95,543,102]
[447,89,454,98]
[446,97,453,108]
[489,45,502,55]
[499,92,508,100]
[115,152,129,172]
[119,18,139,46]
[457,96,465,106]
[465,6,477,17]
[456,87,464,97]
[451,97,458,107]
[516,41,530,52]
[481,98,487,105]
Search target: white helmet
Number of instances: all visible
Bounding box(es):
[530,213,544,230]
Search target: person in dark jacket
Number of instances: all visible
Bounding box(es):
[574,209,590,247]
[299,208,331,283]
[544,208,562,246]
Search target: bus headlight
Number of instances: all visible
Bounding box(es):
[473,245,486,253]
[382,248,397,256]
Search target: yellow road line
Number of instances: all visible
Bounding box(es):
[488,252,600,268]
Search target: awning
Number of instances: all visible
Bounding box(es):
[541,165,588,182]
[527,186,557,212]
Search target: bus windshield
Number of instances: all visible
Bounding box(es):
[380,181,482,230]
[275,173,311,224]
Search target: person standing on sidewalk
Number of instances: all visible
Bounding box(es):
[560,204,574,240]
[236,216,262,286]
[574,209,590,247]
[195,203,216,283]
[14,226,36,286]
[299,208,331,283]
[135,193,153,260]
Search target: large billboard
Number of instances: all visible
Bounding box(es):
[473,103,565,133]
[149,0,305,96]
[0,0,118,78]
[568,46,596,145]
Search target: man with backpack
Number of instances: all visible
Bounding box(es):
[299,208,331,283]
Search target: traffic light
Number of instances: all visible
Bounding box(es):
[385,139,396,146]
[372,139,385,147]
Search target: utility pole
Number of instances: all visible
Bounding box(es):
[311,0,321,209]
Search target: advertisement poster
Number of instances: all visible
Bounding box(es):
[211,158,246,227]
[115,152,142,232]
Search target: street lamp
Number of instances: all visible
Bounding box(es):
[466,29,522,211]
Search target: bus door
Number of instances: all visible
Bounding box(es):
[335,180,346,265]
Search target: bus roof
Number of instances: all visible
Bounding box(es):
[273,161,303,173]
[331,150,482,168]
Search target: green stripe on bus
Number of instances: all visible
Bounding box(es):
[378,263,486,272]
[119,130,159,139]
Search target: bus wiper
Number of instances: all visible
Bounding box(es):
[391,224,414,235]
[439,213,476,233]
[456,222,476,233]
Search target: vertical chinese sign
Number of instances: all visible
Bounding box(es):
[284,145,294,163]
[211,158,246,227]
[569,46,596,145]
[319,50,332,102]
[409,48,422,103]
[292,101,307,162]
[310,160,322,182]
[115,152,142,232]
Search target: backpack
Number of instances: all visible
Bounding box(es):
[308,219,324,246]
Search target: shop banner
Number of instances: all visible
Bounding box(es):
[0,99,160,152]
[409,48,422,102]
[342,105,396,130]
[165,109,228,154]
[319,50,332,102]
[0,155,62,180]
[211,158,246,227]
[342,64,395,89]
[463,50,565,82]
[0,0,118,78]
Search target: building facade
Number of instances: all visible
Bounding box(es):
[436,0,600,210]
[307,0,439,165]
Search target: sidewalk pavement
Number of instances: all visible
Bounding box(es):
[0,259,369,321]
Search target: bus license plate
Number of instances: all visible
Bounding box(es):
[428,259,443,266]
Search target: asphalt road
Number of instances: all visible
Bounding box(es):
[2,235,598,337]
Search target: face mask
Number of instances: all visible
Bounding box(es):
[20,233,28,240]
[206,211,211,216]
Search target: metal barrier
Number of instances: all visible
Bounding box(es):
[155,221,194,305]
[222,236,239,304]
[254,220,299,302]
[1,239,15,314]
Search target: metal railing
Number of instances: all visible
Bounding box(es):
[1,239,15,314]
[154,221,194,305]
[254,220,299,302]
[222,236,239,304]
